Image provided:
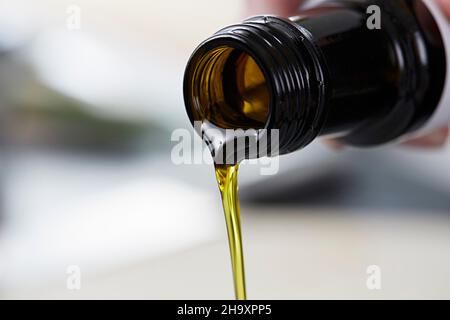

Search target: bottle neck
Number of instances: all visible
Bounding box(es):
[184,15,328,157]
[183,0,446,158]
[294,0,445,146]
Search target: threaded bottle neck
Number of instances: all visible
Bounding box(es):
[184,15,328,156]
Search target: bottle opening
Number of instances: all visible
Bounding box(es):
[187,46,270,129]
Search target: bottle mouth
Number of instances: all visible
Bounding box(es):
[184,16,328,156]
[184,44,270,130]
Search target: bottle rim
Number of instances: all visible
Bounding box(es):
[183,16,328,155]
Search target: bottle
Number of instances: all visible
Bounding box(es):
[183,0,450,162]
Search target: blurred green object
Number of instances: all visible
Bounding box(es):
[14,88,165,152]
[0,62,169,153]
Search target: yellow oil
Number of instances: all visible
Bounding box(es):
[215,163,246,300]
[188,45,270,300]
[189,46,269,129]
[234,53,269,124]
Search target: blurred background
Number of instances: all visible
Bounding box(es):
[1,0,450,299]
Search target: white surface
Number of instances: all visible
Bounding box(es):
[4,208,450,299]
[0,151,223,292]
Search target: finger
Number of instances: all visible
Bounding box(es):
[437,0,450,21]
[246,0,303,17]
[403,126,449,148]
[323,138,345,151]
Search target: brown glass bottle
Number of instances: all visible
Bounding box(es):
[184,0,446,160]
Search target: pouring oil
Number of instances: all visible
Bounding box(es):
[191,51,269,300]
[215,164,246,300]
